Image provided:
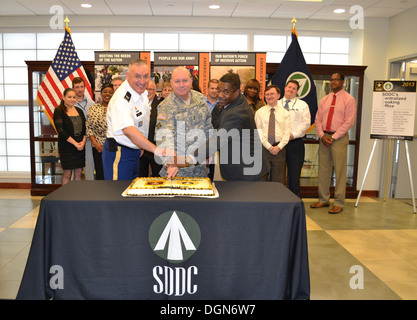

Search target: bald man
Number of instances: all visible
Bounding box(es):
[155,66,212,178]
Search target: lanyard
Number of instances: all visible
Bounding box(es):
[281,98,298,111]
[76,99,87,110]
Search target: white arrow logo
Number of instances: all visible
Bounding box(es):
[153,211,196,261]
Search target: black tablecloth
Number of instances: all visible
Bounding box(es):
[17,180,310,300]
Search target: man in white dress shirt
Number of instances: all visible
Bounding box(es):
[279,80,311,197]
[254,85,291,184]
[102,59,171,180]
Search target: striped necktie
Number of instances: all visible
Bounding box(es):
[268,108,275,145]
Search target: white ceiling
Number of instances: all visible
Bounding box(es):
[0,0,416,20]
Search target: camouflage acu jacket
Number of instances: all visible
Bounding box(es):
[155,90,213,177]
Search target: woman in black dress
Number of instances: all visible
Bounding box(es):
[53,88,87,185]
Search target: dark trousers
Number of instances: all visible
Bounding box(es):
[92,147,104,180]
[208,163,215,181]
[138,150,163,177]
[285,138,305,198]
[102,139,141,181]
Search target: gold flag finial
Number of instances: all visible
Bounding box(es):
[64,16,71,34]
[291,17,297,30]
[64,16,70,29]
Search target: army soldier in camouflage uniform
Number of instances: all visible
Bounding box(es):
[155,66,212,177]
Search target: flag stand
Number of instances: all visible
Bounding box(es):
[355,139,416,214]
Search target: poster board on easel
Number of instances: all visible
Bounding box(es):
[356,80,417,213]
[210,52,266,99]
[94,51,150,102]
[153,52,210,97]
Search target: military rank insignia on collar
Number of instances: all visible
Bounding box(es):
[124,91,131,102]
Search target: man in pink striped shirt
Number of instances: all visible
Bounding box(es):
[310,73,356,214]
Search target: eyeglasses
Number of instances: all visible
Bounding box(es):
[330,78,342,82]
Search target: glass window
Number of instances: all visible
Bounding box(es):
[37,33,64,49]
[6,106,29,122]
[254,35,287,52]
[71,33,104,49]
[110,33,143,50]
[0,67,3,83]
[7,156,30,171]
[214,34,247,51]
[75,50,96,61]
[265,52,285,63]
[321,37,349,54]
[0,156,7,171]
[4,85,28,100]
[3,68,27,84]
[0,123,5,139]
[321,54,349,65]
[145,33,179,50]
[37,50,58,61]
[298,36,321,53]
[4,50,36,67]
[0,51,3,67]
[7,140,30,156]
[304,53,320,64]
[3,33,36,49]
[0,140,5,155]
[180,34,213,51]
[6,123,29,139]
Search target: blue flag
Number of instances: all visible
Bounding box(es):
[271,29,318,127]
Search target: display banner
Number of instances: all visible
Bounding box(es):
[370,80,416,140]
[94,51,150,102]
[255,53,267,100]
[154,52,209,96]
[210,52,266,99]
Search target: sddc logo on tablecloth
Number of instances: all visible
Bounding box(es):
[149,211,201,296]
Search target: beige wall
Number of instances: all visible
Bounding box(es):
[351,18,390,193]
[387,7,417,62]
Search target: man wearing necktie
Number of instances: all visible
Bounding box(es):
[279,80,311,198]
[254,85,291,184]
[172,73,269,181]
[311,73,356,214]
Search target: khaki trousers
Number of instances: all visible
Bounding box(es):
[318,133,349,207]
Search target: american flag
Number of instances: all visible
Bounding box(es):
[37,27,93,129]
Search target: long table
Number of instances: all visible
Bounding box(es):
[17,180,310,300]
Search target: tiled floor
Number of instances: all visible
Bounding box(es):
[1,188,417,300]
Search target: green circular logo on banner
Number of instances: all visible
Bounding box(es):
[384,82,393,91]
[287,71,311,98]
[149,211,201,263]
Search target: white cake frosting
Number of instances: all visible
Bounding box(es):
[126,177,215,197]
